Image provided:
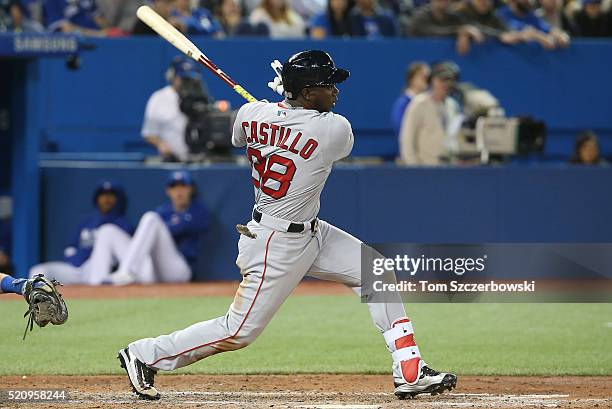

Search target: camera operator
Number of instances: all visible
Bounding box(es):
[141,56,211,162]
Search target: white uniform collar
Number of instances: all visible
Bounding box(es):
[277,100,304,110]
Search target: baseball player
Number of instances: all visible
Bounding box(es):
[29,181,134,285]
[108,170,209,285]
[118,50,456,401]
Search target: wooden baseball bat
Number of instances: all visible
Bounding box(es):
[136,5,258,103]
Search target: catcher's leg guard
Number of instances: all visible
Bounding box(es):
[384,317,457,399]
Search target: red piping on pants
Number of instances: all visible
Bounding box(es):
[148,231,276,366]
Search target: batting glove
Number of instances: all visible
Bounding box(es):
[267,59,284,96]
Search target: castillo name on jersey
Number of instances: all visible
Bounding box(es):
[241,121,318,160]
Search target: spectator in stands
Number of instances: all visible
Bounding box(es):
[109,170,208,285]
[408,0,484,54]
[172,0,223,36]
[20,0,44,27]
[0,0,42,32]
[97,0,140,33]
[399,61,462,166]
[454,0,523,44]
[571,0,612,37]
[291,0,326,20]
[390,61,430,137]
[132,0,179,35]
[569,131,608,165]
[249,0,306,38]
[497,0,570,48]
[350,0,398,37]
[44,0,110,36]
[0,219,11,275]
[142,57,202,162]
[310,0,355,38]
[29,181,134,285]
[215,0,269,36]
[242,0,263,14]
[0,0,21,31]
[535,0,572,31]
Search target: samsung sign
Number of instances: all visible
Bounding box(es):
[13,35,78,54]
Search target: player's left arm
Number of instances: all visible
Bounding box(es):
[231,105,248,147]
[324,114,354,163]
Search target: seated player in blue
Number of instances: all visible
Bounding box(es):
[44,0,109,35]
[110,170,208,285]
[172,0,222,36]
[29,181,133,285]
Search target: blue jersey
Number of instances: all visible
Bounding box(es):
[497,6,550,33]
[349,8,398,38]
[391,93,413,137]
[45,0,101,31]
[64,211,134,267]
[310,12,330,32]
[155,201,208,268]
[172,8,221,36]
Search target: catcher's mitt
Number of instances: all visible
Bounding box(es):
[22,274,68,340]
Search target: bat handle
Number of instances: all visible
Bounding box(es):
[233,85,258,103]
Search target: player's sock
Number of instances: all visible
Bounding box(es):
[0,276,27,295]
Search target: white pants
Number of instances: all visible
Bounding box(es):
[130,217,406,371]
[29,224,131,285]
[31,213,191,285]
[115,211,191,284]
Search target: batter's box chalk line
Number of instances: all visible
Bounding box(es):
[295,406,382,409]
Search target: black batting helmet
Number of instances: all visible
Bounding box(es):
[281,50,350,100]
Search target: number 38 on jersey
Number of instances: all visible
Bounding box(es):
[242,120,319,200]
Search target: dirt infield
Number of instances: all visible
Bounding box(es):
[0,374,610,408]
[0,281,352,301]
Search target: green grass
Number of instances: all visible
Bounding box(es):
[0,296,610,376]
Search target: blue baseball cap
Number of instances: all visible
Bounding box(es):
[167,170,193,187]
[170,56,200,79]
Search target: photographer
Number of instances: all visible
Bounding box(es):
[142,56,211,162]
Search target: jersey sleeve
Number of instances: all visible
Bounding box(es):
[231,103,249,147]
[324,114,354,163]
[141,93,162,138]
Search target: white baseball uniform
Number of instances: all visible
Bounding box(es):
[29,224,130,285]
[30,218,190,285]
[129,101,426,387]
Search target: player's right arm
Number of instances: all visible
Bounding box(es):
[231,102,259,147]
[63,219,90,266]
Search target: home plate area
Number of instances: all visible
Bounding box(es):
[2,375,610,409]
